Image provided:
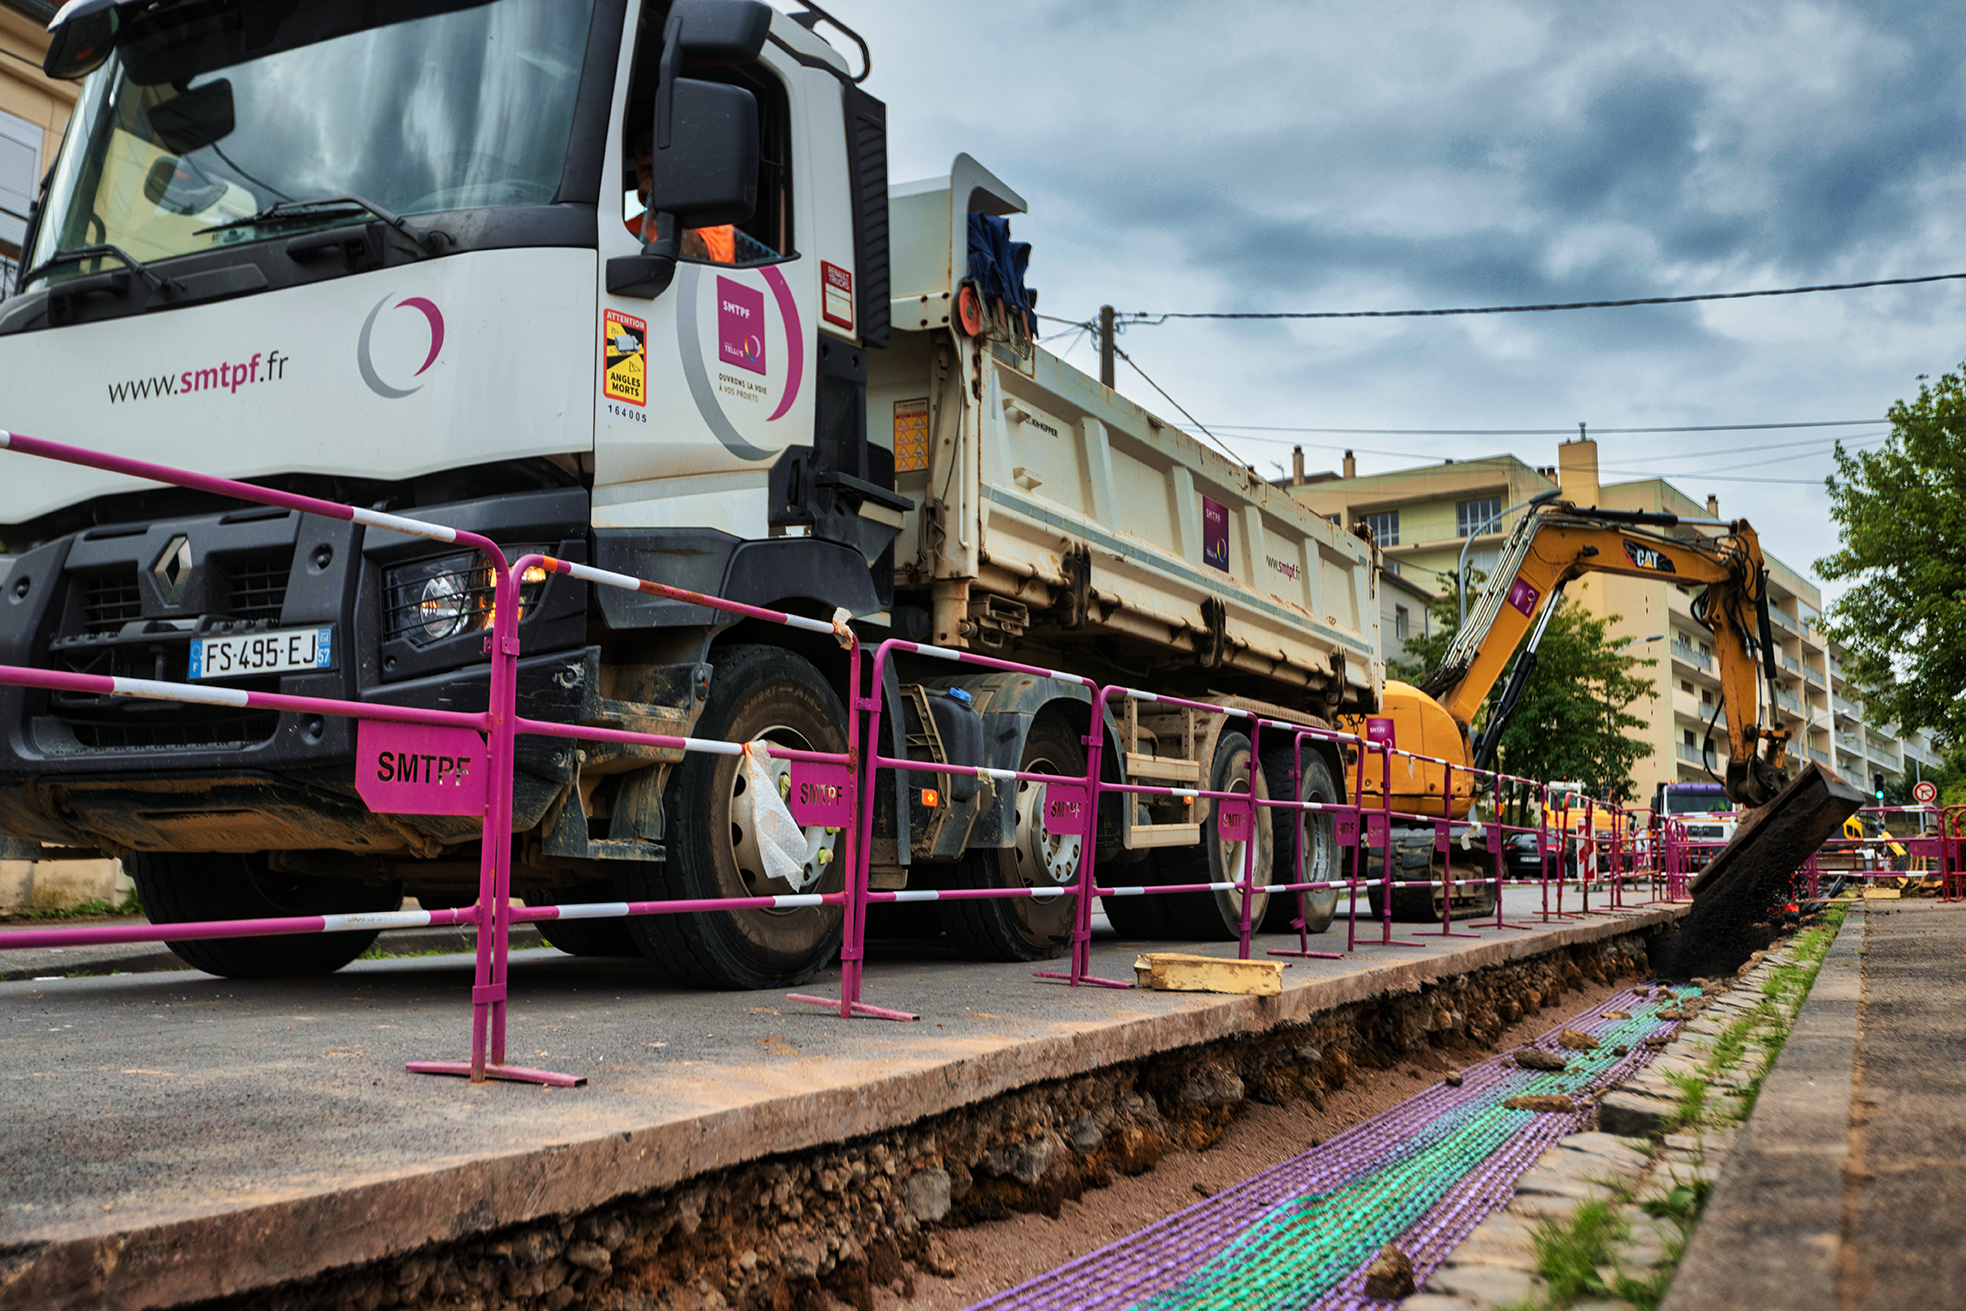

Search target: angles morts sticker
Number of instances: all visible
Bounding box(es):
[603,309,647,407]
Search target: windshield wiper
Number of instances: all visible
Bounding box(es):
[19,244,183,300]
[197,196,449,254]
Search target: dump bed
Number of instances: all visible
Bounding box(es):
[868,156,1380,714]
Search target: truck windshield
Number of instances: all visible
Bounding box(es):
[1663,792,1733,815]
[25,0,595,290]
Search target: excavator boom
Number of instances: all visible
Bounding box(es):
[1422,502,1789,807]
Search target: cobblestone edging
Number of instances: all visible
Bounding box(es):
[1404,920,1837,1311]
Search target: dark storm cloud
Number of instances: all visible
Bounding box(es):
[844,0,1966,591]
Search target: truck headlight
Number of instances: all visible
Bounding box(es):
[384,548,550,649]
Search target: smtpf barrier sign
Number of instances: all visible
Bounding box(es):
[357,721,489,816]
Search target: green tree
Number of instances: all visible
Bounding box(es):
[1393,573,1657,802]
[1816,361,1966,743]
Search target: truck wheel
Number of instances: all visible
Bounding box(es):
[617,645,847,990]
[938,715,1081,961]
[1259,748,1342,935]
[128,851,401,978]
[529,880,638,957]
[1155,730,1273,939]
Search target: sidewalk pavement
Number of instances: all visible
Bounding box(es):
[1664,900,1966,1310]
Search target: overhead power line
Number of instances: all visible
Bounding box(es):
[1077,271,1966,324]
[1188,419,1881,436]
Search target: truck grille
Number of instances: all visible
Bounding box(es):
[62,711,282,751]
[77,569,143,634]
[226,550,292,621]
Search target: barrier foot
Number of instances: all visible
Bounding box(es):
[1358,936,1430,948]
[406,1060,587,1088]
[1033,969,1134,989]
[786,993,920,1021]
[1417,928,1484,938]
[1268,947,1344,959]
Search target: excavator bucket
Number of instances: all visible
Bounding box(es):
[1651,761,1865,980]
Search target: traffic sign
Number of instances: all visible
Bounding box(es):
[1913,780,1938,805]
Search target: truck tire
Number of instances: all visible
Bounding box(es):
[1154,730,1273,939]
[938,715,1081,961]
[128,851,401,978]
[1259,748,1342,935]
[617,644,848,990]
[530,880,638,957]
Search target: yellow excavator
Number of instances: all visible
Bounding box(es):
[1363,492,1790,814]
[1346,494,1804,919]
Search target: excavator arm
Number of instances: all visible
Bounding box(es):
[1421,503,1789,807]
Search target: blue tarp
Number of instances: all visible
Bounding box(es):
[967,211,1038,335]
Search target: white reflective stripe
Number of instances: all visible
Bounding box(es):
[320,909,436,933]
[770,894,827,908]
[1029,887,1069,901]
[1207,881,1242,891]
[910,643,963,661]
[683,736,745,756]
[982,767,1018,781]
[0,431,11,448]
[350,506,460,543]
[563,560,645,592]
[110,676,250,707]
[1107,886,1148,897]
[1128,690,1159,703]
[780,614,837,636]
[553,901,633,921]
[1170,788,1198,799]
[889,890,942,903]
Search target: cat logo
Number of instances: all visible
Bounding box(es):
[1622,541,1676,573]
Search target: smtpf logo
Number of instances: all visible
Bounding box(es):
[358,294,446,399]
[717,275,767,376]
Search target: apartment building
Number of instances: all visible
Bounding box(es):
[1288,440,1941,801]
[1,1,68,297]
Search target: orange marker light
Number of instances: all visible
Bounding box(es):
[921,788,940,808]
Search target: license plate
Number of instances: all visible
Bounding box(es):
[189,627,334,679]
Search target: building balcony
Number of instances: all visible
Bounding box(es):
[1769,608,1797,634]
[1774,686,1803,715]
[1809,747,1830,764]
[1676,742,1706,764]
[1671,639,1712,673]
[1779,653,1801,674]
[1803,663,1825,686]
[1868,745,1898,768]
[1832,693,1859,719]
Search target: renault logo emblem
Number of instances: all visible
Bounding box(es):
[153,536,193,604]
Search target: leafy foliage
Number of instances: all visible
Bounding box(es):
[1816,363,1966,743]
[1393,573,1656,802]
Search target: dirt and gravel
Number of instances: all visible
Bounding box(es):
[187,934,1653,1311]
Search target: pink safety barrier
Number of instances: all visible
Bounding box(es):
[0,430,551,1078]
[0,434,874,1088]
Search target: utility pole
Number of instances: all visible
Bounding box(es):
[1099,305,1115,388]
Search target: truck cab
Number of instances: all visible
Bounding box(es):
[1654,781,1738,870]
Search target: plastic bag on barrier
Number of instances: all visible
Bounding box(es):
[739,743,810,884]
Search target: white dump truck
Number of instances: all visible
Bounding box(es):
[0,0,1379,987]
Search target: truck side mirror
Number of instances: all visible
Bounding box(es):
[607,0,772,301]
[649,79,759,229]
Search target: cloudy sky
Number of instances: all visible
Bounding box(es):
[815,0,1966,605]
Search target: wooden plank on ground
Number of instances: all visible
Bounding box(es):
[1133,952,1283,996]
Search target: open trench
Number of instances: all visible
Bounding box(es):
[185,930,1658,1311]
